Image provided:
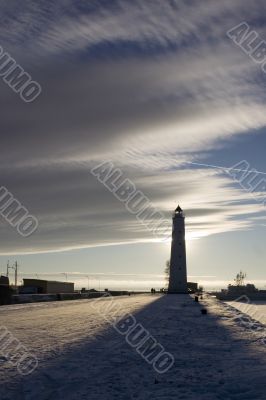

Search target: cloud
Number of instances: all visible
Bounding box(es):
[0,164,263,254]
[0,0,266,254]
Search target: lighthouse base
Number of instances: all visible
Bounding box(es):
[168,283,188,294]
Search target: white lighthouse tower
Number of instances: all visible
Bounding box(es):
[168,205,188,294]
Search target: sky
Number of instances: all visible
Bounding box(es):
[0,0,266,290]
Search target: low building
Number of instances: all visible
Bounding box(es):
[187,282,198,293]
[215,283,266,300]
[0,275,9,286]
[227,284,258,295]
[0,275,12,305]
[23,279,74,294]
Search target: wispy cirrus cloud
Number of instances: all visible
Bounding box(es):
[0,0,266,254]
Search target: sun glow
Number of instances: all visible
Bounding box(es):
[186,231,207,241]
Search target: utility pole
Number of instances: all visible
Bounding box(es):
[7,261,18,289]
[14,261,18,289]
[61,272,68,282]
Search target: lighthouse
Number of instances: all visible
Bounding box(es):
[168,205,188,294]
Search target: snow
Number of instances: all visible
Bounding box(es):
[0,294,266,399]
[226,301,266,325]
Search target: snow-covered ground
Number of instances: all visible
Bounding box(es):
[226,301,266,325]
[0,294,266,399]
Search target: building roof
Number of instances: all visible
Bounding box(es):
[175,205,183,213]
[23,279,73,285]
